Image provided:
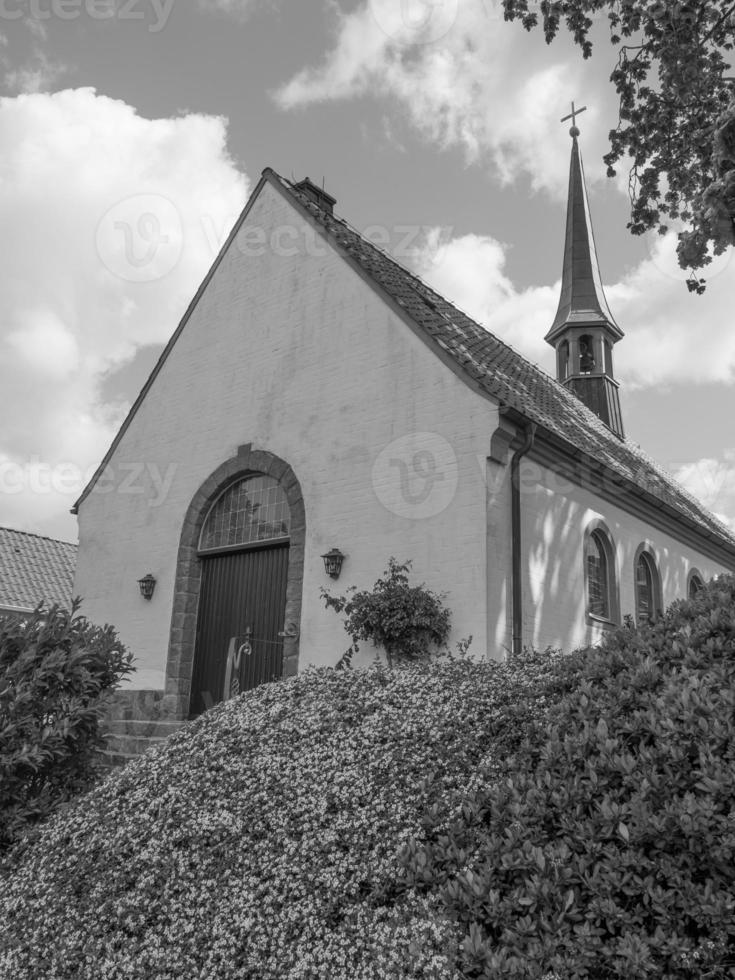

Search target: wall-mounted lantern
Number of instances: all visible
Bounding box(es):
[138,573,157,600]
[321,548,345,579]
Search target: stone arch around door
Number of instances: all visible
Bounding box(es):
[163,445,305,720]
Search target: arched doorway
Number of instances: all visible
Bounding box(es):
[163,447,305,722]
[189,474,291,717]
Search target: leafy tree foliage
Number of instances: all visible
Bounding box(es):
[0,602,133,852]
[503,0,735,290]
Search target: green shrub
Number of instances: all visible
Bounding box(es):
[0,652,567,979]
[321,557,455,666]
[6,579,734,978]
[401,576,735,978]
[0,601,133,852]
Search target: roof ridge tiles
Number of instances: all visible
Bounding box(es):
[0,525,77,548]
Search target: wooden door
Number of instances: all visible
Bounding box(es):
[189,542,289,717]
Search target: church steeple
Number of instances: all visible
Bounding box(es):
[546,104,625,439]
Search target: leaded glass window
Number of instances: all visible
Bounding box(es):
[586,531,610,619]
[199,475,290,552]
[688,573,704,599]
[635,553,655,623]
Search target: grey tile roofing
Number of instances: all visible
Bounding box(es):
[270,169,735,554]
[0,526,77,613]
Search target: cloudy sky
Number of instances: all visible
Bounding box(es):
[1,0,734,543]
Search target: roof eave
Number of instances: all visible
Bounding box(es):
[527,421,735,565]
[545,313,625,346]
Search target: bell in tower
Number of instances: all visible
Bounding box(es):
[546,104,625,439]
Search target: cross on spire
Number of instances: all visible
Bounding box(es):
[561,101,587,137]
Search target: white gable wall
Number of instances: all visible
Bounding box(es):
[74,182,499,689]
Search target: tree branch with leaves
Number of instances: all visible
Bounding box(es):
[503,0,735,291]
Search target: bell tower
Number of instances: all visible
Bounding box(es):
[546,103,625,439]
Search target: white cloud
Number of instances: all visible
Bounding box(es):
[7,311,80,378]
[1,14,66,94]
[675,452,735,531]
[274,0,616,197]
[409,228,556,371]
[4,52,66,94]
[0,88,248,539]
[404,225,735,389]
[407,228,561,379]
[609,233,735,388]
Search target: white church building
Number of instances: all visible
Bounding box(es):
[72,125,735,754]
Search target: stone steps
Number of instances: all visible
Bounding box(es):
[103,718,187,738]
[97,749,141,770]
[97,691,191,771]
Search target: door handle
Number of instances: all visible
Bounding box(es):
[238,625,253,658]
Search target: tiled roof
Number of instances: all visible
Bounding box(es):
[269,169,735,555]
[0,526,77,613]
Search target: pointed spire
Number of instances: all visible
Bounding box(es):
[546,107,625,439]
[545,122,623,345]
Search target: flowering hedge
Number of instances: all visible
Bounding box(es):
[0,651,570,979]
[4,579,734,978]
[402,577,735,978]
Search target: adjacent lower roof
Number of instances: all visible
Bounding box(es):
[0,526,77,614]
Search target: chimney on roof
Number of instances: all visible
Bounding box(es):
[294,176,336,214]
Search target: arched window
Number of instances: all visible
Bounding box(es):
[687,569,704,599]
[635,549,661,624]
[584,524,617,623]
[579,334,596,373]
[199,474,291,553]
